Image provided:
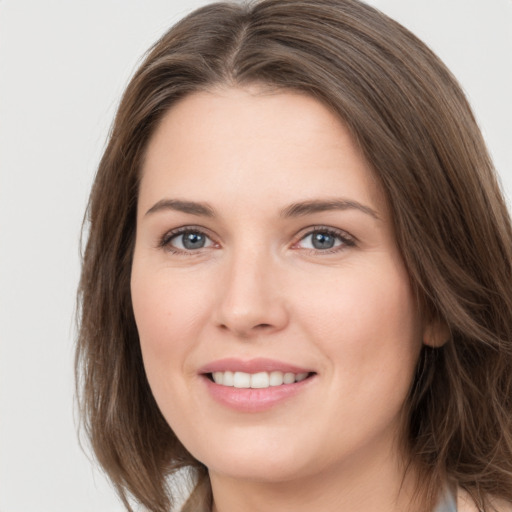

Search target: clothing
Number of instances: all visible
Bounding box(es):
[434,486,457,512]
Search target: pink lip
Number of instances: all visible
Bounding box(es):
[203,377,314,412]
[198,358,312,375]
[198,358,316,413]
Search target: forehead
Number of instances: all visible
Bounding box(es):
[139,86,387,217]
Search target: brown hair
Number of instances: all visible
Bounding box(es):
[76,1,512,511]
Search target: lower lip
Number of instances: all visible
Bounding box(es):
[202,375,315,413]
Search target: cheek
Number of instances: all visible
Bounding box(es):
[301,262,421,440]
[130,264,214,433]
[130,264,211,371]
[297,259,421,370]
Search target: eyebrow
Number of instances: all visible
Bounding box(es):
[145,197,379,220]
[145,199,215,217]
[280,199,379,220]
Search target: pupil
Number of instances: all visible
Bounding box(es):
[183,232,205,249]
[312,232,334,249]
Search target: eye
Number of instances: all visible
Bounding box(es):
[295,228,355,252]
[160,228,215,253]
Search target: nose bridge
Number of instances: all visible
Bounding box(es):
[215,240,287,337]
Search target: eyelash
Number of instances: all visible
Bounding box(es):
[158,226,215,255]
[158,225,356,256]
[294,226,356,254]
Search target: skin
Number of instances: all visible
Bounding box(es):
[131,86,441,512]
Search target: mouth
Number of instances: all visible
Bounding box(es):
[198,358,317,411]
[205,370,315,389]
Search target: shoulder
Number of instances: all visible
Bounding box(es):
[457,488,512,512]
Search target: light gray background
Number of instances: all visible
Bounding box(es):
[0,1,511,511]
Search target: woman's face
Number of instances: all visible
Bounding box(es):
[131,87,424,484]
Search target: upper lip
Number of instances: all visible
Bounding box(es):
[199,358,313,375]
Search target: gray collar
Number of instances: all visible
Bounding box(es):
[434,487,457,512]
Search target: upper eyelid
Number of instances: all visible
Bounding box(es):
[294,225,356,243]
[158,225,217,249]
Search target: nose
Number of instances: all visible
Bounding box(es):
[213,247,289,338]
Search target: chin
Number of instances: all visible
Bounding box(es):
[190,429,313,483]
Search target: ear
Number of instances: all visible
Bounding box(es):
[422,318,450,348]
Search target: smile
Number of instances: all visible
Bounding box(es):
[211,370,310,388]
[200,359,316,412]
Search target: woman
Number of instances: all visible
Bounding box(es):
[76,1,512,511]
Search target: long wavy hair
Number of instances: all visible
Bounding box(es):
[76,1,512,511]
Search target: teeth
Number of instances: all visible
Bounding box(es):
[223,371,234,386]
[250,371,269,389]
[283,372,295,384]
[211,370,310,388]
[269,371,284,386]
[233,371,251,388]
